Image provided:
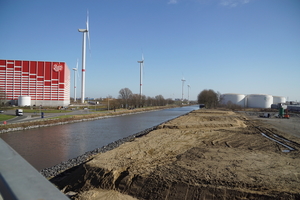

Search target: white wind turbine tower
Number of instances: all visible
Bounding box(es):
[78,11,91,103]
[72,59,79,102]
[137,54,144,97]
[181,78,186,101]
[187,84,191,104]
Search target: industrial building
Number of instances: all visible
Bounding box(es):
[221,93,286,109]
[0,59,70,107]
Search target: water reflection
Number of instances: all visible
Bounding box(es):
[0,106,198,170]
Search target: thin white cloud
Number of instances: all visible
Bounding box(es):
[168,0,178,4]
[220,0,250,7]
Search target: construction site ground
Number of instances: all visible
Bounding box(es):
[52,109,300,200]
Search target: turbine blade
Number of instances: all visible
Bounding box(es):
[86,10,91,57]
[77,68,81,81]
[86,15,89,33]
[143,60,145,84]
[87,32,91,56]
[86,10,89,31]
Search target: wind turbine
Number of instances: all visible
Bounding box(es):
[187,84,191,104]
[181,78,186,101]
[78,11,90,103]
[72,59,78,102]
[137,54,144,97]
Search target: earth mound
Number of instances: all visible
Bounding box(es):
[51,109,300,200]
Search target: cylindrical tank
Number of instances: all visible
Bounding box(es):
[247,94,273,108]
[221,93,246,107]
[18,96,31,106]
[273,96,286,104]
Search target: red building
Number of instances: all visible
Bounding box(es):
[0,59,70,107]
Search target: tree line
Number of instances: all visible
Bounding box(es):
[78,88,222,109]
[116,88,224,109]
[107,87,175,109]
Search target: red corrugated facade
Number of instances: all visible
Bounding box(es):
[0,59,70,106]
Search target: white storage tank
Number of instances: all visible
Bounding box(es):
[273,96,286,104]
[247,94,273,108]
[18,96,31,106]
[221,93,246,107]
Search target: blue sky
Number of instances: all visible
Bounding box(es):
[1,0,299,101]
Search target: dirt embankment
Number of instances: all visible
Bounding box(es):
[51,109,300,200]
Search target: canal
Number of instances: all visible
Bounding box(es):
[0,106,198,171]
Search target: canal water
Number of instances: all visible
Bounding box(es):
[0,106,198,171]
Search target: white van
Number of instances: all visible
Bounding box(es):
[16,109,23,116]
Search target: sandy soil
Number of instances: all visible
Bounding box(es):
[52,109,300,200]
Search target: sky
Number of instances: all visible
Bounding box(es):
[1,0,299,101]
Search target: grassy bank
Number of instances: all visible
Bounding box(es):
[0,105,179,133]
[0,115,15,121]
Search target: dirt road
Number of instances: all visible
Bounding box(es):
[52,109,300,200]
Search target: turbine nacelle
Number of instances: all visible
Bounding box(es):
[78,29,88,32]
[138,53,144,64]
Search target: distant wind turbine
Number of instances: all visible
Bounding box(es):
[187,84,191,103]
[181,78,186,101]
[78,10,91,103]
[137,54,144,97]
[72,59,79,102]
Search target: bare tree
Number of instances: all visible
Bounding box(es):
[166,98,174,105]
[146,96,153,107]
[197,89,219,109]
[133,94,147,108]
[118,88,133,108]
[130,94,140,108]
[155,95,165,106]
